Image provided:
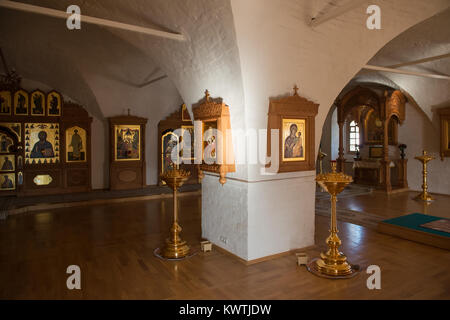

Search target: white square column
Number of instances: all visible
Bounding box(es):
[201,172,316,261]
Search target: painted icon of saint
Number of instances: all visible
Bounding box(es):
[30,131,54,158]
[163,134,178,171]
[1,175,13,189]
[69,129,83,160]
[1,157,13,170]
[49,95,59,115]
[0,95,10,114]
[284,124,303,158]
[16,93,27,114]
[32,94,44,114]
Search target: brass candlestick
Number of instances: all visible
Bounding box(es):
[414,150,434,202]
[308,161,358,278]
[159,168,191,259]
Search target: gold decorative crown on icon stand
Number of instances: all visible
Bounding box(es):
[307,161,360,279]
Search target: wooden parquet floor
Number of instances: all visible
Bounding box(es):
[333,190,450,219]
[0,193,449,299]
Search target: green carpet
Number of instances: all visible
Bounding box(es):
[381,213,450,238]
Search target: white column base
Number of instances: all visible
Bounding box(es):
[201,173,316,261]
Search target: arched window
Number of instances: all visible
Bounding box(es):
[349,120,359,152]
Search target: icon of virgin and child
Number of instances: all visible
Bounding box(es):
[284,123,304,159]
[30,131,55,158]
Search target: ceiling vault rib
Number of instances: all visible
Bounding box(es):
[0,0,186,41]
[136,75,168,88]
[310,0,370,27]
[386,53,450,69]
[363,65,450,80]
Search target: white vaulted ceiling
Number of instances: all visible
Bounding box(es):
[0,0,245,122]
[356,7,450,120]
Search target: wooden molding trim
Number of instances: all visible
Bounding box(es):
[5,189,201,216]
[211,242,317,266]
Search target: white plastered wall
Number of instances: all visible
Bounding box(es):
[399,102,450,194]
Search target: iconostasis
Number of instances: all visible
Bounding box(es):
[0,87,92,196]
[158,104,198,186]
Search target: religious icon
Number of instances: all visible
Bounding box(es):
[30,131,54,158]
[114,125,140,161]
[31,90,45,116]
[0,155,15,171]
[0,91,12,115]
[47,91,61,116]
[181,125,195,160]
[282,118,306,162]
[66,126,86,162]
[0,133,13,153]
[14,89,29,115]
[364,110,397,145]
[18,172,23,185]
[203,121,217,163]
[25,123,59,162]
[0,173,15,190]
[162,131,179,174]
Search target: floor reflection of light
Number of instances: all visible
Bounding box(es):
[421,202,431,215]
[344,223,366,247]
[34,212,52,224]
[173,264,179,280]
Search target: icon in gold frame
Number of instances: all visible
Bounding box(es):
[202,121,217,163]
[47,91,61,116]
[66,126,87,162]
[0,155,15,171]
[0,91,12,115]
[25,123,60,163]
[0,173,15,190]
[282,118,306,162]
[31,90,46,116]
[161,130,179,175]
[114,125,141,161]
[14,89,29,115]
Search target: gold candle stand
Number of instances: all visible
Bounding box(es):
[159,168,191,259]
[307,161,358,278]
[414,150,434,202]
